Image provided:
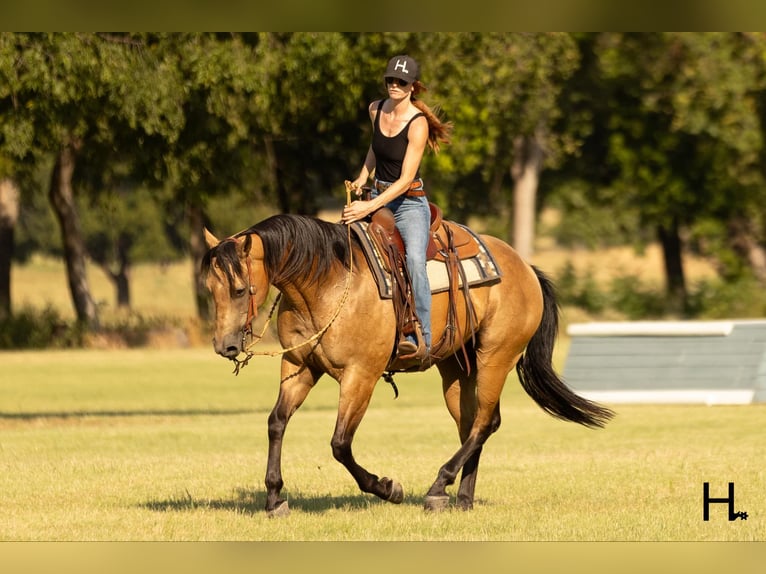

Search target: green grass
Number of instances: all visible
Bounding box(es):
[1,346,765,541]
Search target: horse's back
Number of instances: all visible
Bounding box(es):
[478,233,540,291]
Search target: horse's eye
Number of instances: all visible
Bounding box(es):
[234,287,247,298]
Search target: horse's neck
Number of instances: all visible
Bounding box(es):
[275,281,314,315]
[273,261,357,325]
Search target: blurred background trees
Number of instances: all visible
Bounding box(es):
[3,32,766,339]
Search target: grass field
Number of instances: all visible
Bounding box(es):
[2,345,765,541]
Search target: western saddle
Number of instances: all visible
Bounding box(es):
[362,192,480,373]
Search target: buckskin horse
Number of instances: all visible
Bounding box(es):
[202,212,613,516]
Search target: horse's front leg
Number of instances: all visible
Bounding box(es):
[330,368,404,504]
[264,358,320,517]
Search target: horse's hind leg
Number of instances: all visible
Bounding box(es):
[264,358,321,516]
[454,404,501,510]
[330,369,404,504]
[428,355,513,511]
[437,352,502,510]
[438,354,476,509]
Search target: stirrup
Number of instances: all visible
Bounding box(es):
[398,319,427,359]
[397,339,427,361]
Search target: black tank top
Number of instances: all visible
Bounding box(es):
[371,100,424,182]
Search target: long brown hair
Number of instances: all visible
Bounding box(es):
[411,80,453,153]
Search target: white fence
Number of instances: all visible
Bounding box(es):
[563,320,766,404]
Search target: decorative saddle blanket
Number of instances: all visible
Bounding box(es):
[350,218,502,300]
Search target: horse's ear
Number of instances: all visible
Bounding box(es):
[238,233,252,256]
[204,227,219,249]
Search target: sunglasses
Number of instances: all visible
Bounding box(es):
[385,77,410,87]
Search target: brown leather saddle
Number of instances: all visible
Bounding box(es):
[364,199,481,373]
[367,203,480,270]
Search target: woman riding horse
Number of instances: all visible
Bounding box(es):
[202,213,613,516]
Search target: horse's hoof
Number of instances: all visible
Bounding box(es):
[266,500,290,518]
[385,479,404,504]
[424,495,450,512]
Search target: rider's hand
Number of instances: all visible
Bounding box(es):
[341,200,372,224]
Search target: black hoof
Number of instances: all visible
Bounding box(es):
[383,478,404,504]
[424,495,450,512]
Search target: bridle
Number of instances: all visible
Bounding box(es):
[222,191,356,375]
[241,250,260,344]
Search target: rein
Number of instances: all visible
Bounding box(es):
[229,185,356,375]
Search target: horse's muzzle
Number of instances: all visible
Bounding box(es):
[214,333,243,359]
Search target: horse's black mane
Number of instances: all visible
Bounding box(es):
[202,214,353,288]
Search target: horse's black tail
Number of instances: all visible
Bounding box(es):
[516,266,615,429]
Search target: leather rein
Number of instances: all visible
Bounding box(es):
[228,187,356,375]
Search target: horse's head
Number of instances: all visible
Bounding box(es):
[203,228,270,359]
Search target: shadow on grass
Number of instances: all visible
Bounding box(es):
[0,408,260,423]
[142,486,423,515]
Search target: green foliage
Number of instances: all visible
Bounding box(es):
[607,274,668,319]
[686,275,766,318]
[556,262,766,319]
[556,262,608,315]
[5,33,766,324]
[0,306,83,348]
[557,266,668,319]
[205,191,278,236]
[80,186,183,265]
[546,179,647,249]
[417,33,581,214]
[0,304,187,350]
[547,32,766,309]
[14,170,61,261]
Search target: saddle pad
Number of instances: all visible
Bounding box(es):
[350,221,503,300]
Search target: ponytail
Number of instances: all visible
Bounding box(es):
[411,81,453,153]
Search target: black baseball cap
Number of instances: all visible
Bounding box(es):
[384,55,420,83]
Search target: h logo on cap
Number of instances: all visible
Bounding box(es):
[394,59,409,75]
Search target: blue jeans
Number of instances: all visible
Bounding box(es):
[372,188,432,349]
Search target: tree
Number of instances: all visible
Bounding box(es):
[560,33,766,312]
[0,177,19,319]
[416,33,580,258]
[81,185,183,308]
[251,33,371,215]
[0,36,28,320]
[1,33,185,329]
[139,33,267,321]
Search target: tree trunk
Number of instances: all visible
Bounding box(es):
[0,178,20,320]
[113,232,132,308]
[49,142,100,330]
[264,135,289,213]
[90,230,133,309]
[657,219,687,315]
[188,202,211,321]
[727,216,766,283]
[488,160,510,231]
[510,133,544,260]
